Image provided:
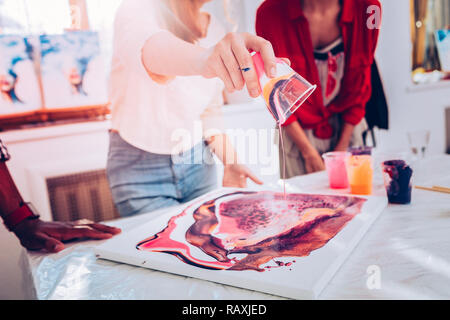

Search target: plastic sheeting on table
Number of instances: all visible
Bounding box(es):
[27,157,450,300]
[28,206,284,300]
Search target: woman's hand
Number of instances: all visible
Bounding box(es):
[303,150,326,174]
[202,32,277,98]
[223,164,263,188]
[13,218,122,253]
[334,123,355,152]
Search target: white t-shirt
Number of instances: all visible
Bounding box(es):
[109,0,225,155]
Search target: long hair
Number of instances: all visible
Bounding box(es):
[160,0,209,43]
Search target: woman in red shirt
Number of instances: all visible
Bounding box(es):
[256,0,380,177]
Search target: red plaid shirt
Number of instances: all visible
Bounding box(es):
[256,0,381,139]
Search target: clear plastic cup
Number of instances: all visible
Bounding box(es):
[346,155,373,195]
[252,52,317,125]
[322,152,351,189]
[382,159,413,204]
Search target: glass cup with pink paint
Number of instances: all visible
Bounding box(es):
[322,151,351,189]
[252,52,317,125]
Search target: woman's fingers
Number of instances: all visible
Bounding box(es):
[47,225,113,242]
[246,170,264,185]
[280,57,291,66]
[215,56,236,93]
[243,33,277,78]
[89,223,122,235]
[34,232,65,253]
[242,166,263,185]
[229,35,262,98]
[67,227,114,240]
[210,33,277,97]
[220,48,245,91]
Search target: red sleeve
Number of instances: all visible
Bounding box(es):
[339,63,373,125]
[335,40,380,124]
[332,1,381,125]
[281,112,298,126]
[255,2,272,41]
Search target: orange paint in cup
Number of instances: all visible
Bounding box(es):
[346,155,373,195]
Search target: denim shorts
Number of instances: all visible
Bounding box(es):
[106,132,218,217]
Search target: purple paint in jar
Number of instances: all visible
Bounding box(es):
[382,160,413,204]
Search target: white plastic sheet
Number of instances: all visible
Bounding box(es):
[29,206,282,300]
[27,157,450,300]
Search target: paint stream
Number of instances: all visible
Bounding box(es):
[261,73,304,199]
[278,123,287,199]
[137,191,367,272]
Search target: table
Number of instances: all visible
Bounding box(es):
[28,155,450,300]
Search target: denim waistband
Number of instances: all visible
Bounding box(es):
[109,131,215,166]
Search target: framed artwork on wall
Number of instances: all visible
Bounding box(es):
[39,31,108,111]
[436,29,450,72]
[0,31,109,130]
[0,35,42,117]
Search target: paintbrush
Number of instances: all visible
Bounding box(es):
[432,186,450,193]
[414,185,450,194]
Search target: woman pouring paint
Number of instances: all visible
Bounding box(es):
[107,0,279,217]
[256,0,381,178]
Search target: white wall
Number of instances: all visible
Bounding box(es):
[203,0,264,33]
[375,0,450,154]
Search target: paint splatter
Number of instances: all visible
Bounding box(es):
[137,191,366,272]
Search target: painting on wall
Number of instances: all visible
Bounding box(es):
[0,35,42,116]
[95,189,387,299]
[39,31,108,110]
[436,29,450,72]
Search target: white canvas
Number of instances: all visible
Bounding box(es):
[436,30,450,72]
[39,31,108,109]
[95,188,387,299]
[0,35,42,115]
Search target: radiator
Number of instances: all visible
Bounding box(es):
[46,170,119,222]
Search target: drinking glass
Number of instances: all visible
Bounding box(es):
[407,130,430,159]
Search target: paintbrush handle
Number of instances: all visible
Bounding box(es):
[432,186,450,193]
[415,186,450,194]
